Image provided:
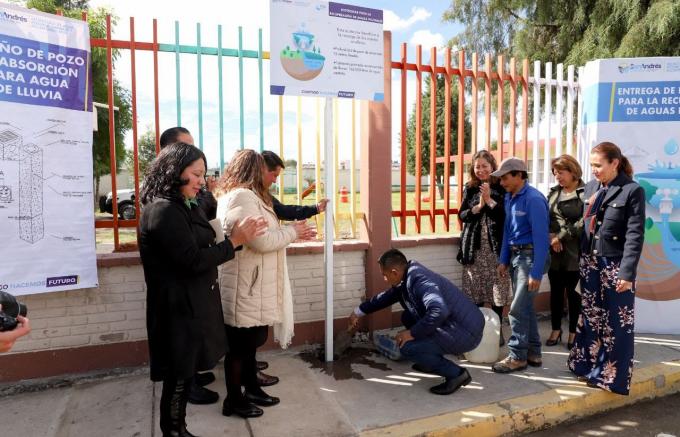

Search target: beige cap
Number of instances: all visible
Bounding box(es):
[491,157,528,177]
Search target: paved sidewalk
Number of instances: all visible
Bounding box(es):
[2,319,680,437]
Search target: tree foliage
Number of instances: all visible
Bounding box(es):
[125,128,156,179]
[406,76,471,184]
[443,0,680,65]
[26,0,133,199]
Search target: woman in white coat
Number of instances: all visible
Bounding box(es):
[216,149,314,419]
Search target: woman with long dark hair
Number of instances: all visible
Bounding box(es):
[139,143,266,436]
[568,142,645,395]
[216,150,314,419]
[457,150,511,343]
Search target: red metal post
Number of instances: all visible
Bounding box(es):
[484,54,491,150]
[429,47,437,232]
[457,51,466,211]
[153,19,161,154]
[443,48,452,232]
[497,55,504,160]
[414,45,422,233]
[510,57,517,158]
[105,15,119,250]
[471,52,478,156]
[400,43,407,235]
[130,17,141,233]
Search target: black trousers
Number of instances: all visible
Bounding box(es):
[548,269,581,333]
[223,324,268,401]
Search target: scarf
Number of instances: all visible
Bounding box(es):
[584,185,608,234]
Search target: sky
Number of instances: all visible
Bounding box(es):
[84,0,462,168]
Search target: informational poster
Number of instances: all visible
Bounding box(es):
[580,57,680,333]
[0,3,97,296]
[270,0,384,101]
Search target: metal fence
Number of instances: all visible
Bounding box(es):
[77,13,361,251]
[391,43,583,235]
[74,9,585,247]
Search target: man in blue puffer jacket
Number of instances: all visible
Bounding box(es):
[349,249,484,395]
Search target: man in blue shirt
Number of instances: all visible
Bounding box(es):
[349,249,484,395]
[491,158,550,373]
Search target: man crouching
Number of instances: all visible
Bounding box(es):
[349,249,484,395]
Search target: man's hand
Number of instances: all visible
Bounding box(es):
[528,277,541,292]
[348,311,360,330]
[317,199,329,213]
[0,311,31,353]
[395,329,414,348]
[616,279,633,293]
[497,264,508,278]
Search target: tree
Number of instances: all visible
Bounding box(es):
[443,0,680,66]
[284,159,298,168]
[125,128,156,179]
[26,0,133,203]
[406,76,471,195]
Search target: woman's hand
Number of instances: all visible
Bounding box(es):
[550,235,563,253]
[229,216,267,247]
[616,279,633,293]
[293,220,316,240]
[480,182,492,204]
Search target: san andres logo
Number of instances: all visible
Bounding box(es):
[618,62,662,74]
[0,10,28,23]
[280,25,325,81]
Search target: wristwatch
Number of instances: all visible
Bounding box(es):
[487,199,497,209]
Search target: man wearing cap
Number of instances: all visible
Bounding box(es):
[490,157,550,373]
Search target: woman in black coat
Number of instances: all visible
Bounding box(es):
[139,143,265,437]
[457,150,511,343]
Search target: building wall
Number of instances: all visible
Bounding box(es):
[0,239,550,382]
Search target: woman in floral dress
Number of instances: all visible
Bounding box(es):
[458,150,512,343]
[567,142,645,395]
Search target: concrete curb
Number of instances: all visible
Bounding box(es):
[360,359,680,437]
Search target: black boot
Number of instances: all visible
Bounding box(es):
[429,369,472,395]
[160,379,199,437]
[187,379,219,405]
[222,396,263,418]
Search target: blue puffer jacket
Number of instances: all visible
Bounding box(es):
[360,261,484,354]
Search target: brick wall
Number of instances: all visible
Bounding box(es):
[1,239,553,381]
[6,250,365,356]
[5,239,551,358]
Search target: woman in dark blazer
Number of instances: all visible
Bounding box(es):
[546,155,585,349]
[567,142,645,395]
[139,142,265,437]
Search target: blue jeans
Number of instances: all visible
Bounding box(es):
[400,337,462,379]
[507,248,549,361]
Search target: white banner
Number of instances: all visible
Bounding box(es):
[270,0,384,101]
[0,4,97,296]
[580,57,680,333]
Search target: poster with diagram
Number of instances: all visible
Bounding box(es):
[0,3,96,296]
[270,0,384,101]
[580,57,680,333]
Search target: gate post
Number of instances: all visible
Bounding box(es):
[360,31,393,332]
